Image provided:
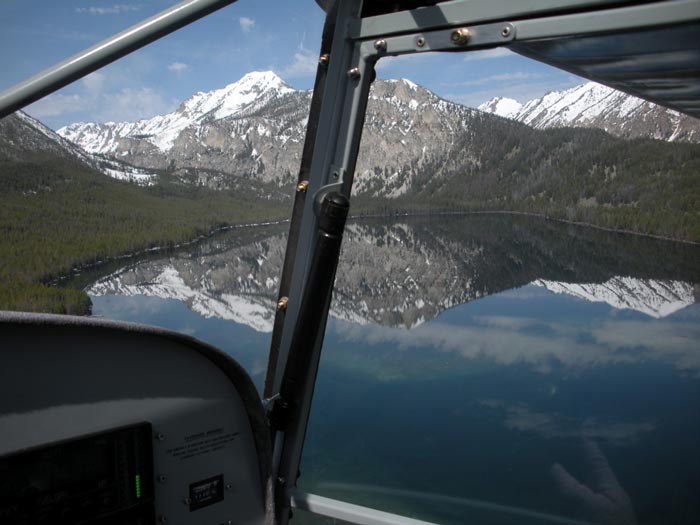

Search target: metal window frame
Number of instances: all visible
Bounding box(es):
[291,490,593,525]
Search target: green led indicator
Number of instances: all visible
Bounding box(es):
[135,474,142,499]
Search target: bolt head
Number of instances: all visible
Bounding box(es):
[277,297,289,311]
[347,67,361,79]
[415,36,425,47]
[296,180,309,193]
[501,26,511,37]
[318,54,329,66]
[451,28,470,45]
[374,39,387,52]
[155,432,165,441]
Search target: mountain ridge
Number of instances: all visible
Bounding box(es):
[59,71,295,155]
[6,71,700,246]
[478,81,700,143]
[54,71,700,197]
[3,110,158,185]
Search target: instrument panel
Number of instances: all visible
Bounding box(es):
[1,423,154,524]
[0,313,271,525]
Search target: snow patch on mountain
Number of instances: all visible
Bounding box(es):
[103,166,157,185]
[532,277,695,318]
[518,82,620,127]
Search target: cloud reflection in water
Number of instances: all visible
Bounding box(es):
[332,304,700,378]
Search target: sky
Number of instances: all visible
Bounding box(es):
[0,0,586,130]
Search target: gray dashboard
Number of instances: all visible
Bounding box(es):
[0,312,272,525]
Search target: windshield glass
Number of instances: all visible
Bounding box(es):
[299,214,700,524]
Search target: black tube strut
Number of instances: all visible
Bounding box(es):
[269,192,350,433]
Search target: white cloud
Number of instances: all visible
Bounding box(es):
[463,47,514,62]
[97,87,176,122]
[239,16,256,33]
[82,71,106,96]
[334,313,700,378]
[375,52,432,73]
[167,62,189,75]
[444,78,582,108]
[26,94,88,118]
[25,84,175,124]
[76,4,141,15]
[280,49,317,78]
[462,72,542,87]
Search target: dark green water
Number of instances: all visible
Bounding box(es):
[76,215,700,525]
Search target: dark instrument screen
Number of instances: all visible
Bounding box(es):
[0,423,154,524]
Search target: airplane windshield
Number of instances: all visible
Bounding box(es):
[1,2,699,525]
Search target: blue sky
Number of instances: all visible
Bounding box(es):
[1,0,585,130]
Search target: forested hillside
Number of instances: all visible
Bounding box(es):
[0,150,288,313]
[358,117,700,243]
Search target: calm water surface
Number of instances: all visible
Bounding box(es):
[71,215,700,525]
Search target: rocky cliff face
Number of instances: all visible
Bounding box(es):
[479,82,700,143]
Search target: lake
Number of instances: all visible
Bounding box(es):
[66,214,700,525]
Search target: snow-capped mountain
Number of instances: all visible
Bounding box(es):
[51,70,700,225]
[478,97,523,119]
[59,71,294,154]
[1,110,157,185]
[532,278,696,318]
[57,71,480,191]
[58,71,309,186]
[479,82,700,143]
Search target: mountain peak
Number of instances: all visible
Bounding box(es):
[181,70,293,121]
[478,96,522,119]
[237,70,288,88]
[58,71,299,153]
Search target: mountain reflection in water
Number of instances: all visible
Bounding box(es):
[87,215,700,330]
[81,214,700,525]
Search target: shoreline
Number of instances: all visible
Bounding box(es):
[48,217,290,285]
[349,209,700,246]
[51,208,699,286]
